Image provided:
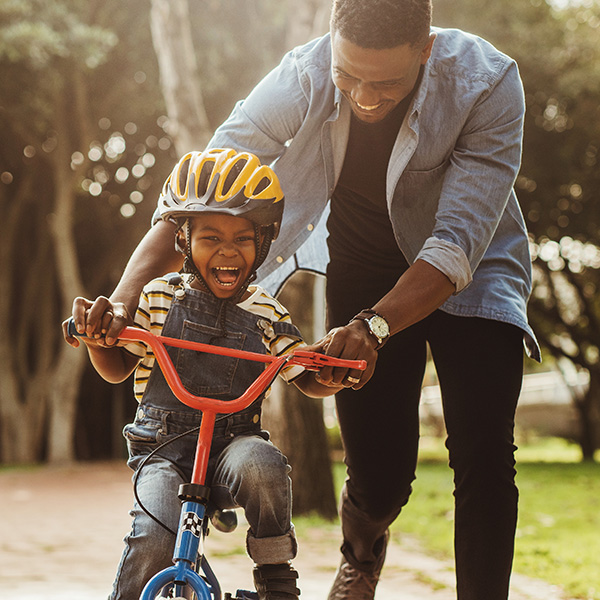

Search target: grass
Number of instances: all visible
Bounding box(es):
[320,437,600,600]
[514,460,600,599]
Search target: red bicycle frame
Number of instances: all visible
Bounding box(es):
[117,326,366,487]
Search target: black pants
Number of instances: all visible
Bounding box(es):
[327,265,523,600]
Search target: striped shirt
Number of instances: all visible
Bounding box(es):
[124,276,305,402]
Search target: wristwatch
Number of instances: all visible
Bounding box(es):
[351,309,390,349]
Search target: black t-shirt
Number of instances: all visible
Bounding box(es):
[327,78,421,278]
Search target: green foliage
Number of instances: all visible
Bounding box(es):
[0,0,174,462]
[0,0,117,69]
[0,0,291,297]
[0,0,173,295]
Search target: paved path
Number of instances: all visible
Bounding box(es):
[0,462,570,599]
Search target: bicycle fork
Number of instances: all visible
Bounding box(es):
[140,484,219,600]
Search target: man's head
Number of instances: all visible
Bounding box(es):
[330,0,432,50]
[159,149,284,299]
[330,0,435,123]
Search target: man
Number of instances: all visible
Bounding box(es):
[105,1,539,598]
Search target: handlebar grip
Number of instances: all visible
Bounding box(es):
[67,317,82,338]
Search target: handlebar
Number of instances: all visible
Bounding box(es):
[67,319,366,414]
[68,317,366,486]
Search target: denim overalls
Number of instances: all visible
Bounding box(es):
[110,286,301,600]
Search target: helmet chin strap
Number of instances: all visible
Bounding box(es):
[180,219,211,293]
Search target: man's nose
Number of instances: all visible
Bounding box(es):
[350,82,380,107]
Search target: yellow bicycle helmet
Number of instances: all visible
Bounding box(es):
[157,149,284,298]
[158,148,284,239]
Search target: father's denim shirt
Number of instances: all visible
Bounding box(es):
[209,28,540,360]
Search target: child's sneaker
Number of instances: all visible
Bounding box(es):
[253,563,300,599]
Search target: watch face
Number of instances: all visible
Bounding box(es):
[369,315,390,339]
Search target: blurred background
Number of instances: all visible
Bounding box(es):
[2,0,600,475]
[1,1,600,597]
[1,0,600,470]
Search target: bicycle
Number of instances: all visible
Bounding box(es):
[68,319,365,600]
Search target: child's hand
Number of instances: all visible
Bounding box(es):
[62,296,132,348]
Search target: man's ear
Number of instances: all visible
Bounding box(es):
[420,32,437,64]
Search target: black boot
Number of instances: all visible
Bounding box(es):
[253,563,300,600]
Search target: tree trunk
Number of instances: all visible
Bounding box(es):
[262,272,338,519]
[45,78,90,464]
[285,0,330,47]
[150,0,213,155]
[264,379,338,519]
[573,370,600,461]
[0,174,50,462]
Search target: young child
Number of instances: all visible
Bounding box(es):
[67,149,348,600]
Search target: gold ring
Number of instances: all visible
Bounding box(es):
[346,376,361,384]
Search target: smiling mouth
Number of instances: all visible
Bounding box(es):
[356,101,383,111]
[211,266,242,288]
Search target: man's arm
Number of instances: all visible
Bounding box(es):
[110,219,182,314]
[85,220,181,345]
[371,259,456,335]
[416,60,526,290]
[316,259,455,388]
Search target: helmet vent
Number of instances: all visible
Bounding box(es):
[178,161,190,196]
[254,177,270,195]
[222,159,247,196]
[197,162,214,197]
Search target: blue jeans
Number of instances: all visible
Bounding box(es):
[109,405,297,600]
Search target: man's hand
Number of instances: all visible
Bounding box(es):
[312,320,378,390]
[62,296,132,348]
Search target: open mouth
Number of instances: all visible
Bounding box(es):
[211,266,242,289]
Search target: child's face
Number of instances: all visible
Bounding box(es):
[185,214,257,299]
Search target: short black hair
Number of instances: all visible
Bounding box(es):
[330,0,432,49]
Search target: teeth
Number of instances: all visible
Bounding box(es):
[212,266,240,287]
[357,102,381,110]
